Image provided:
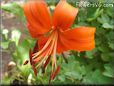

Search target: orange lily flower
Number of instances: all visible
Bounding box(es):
[23,0,96,81]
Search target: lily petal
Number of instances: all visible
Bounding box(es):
[57,27,96,53]
[38,36,50,50]
[52,0,78,30]
[24,0,51,38]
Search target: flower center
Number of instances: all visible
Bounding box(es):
[32,29,58,72]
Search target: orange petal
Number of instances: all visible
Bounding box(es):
[38,36,49,50]
[23,0,51,38]
[52,0,78,30]
[57,27,96,53]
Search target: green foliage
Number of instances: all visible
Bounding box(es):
[1,2,25,22]
[103,63,114,78]
[1,0,114,85]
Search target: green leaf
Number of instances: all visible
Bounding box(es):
[87,8,103,21]
[1,74,12,85]
[98,45,109,53]
[108,43,114,49]
[105,7,114,17]
[16,39,32,64]
[102,23,113,29]
[18,65,31,79]
[65,71,82,80]
[97,14,110,24]
[58,75,65,82]
[1,41,9,49]
[82,70,114,84]
[61,56,86,80]
[101,53,114,61]
[85,49,97,59]
[103,63,114,78]
[106,31,114,50]
[77,8,88,22]
[106,31,114,42]
[1,2,25,22]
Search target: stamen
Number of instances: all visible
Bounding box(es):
[35,47,52,68]
[33,48,49,63]
[32,36,52,59]
[32,32,55,59]
[52,57,56,72]
[43,55,51,69]
[35,31,58,68]
[51,31,58,72]
[51,65,60,80]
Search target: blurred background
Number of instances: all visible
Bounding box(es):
[1,0,114,85]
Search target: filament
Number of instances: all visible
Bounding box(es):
[32,31,55,59]
[33,30,58,69]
